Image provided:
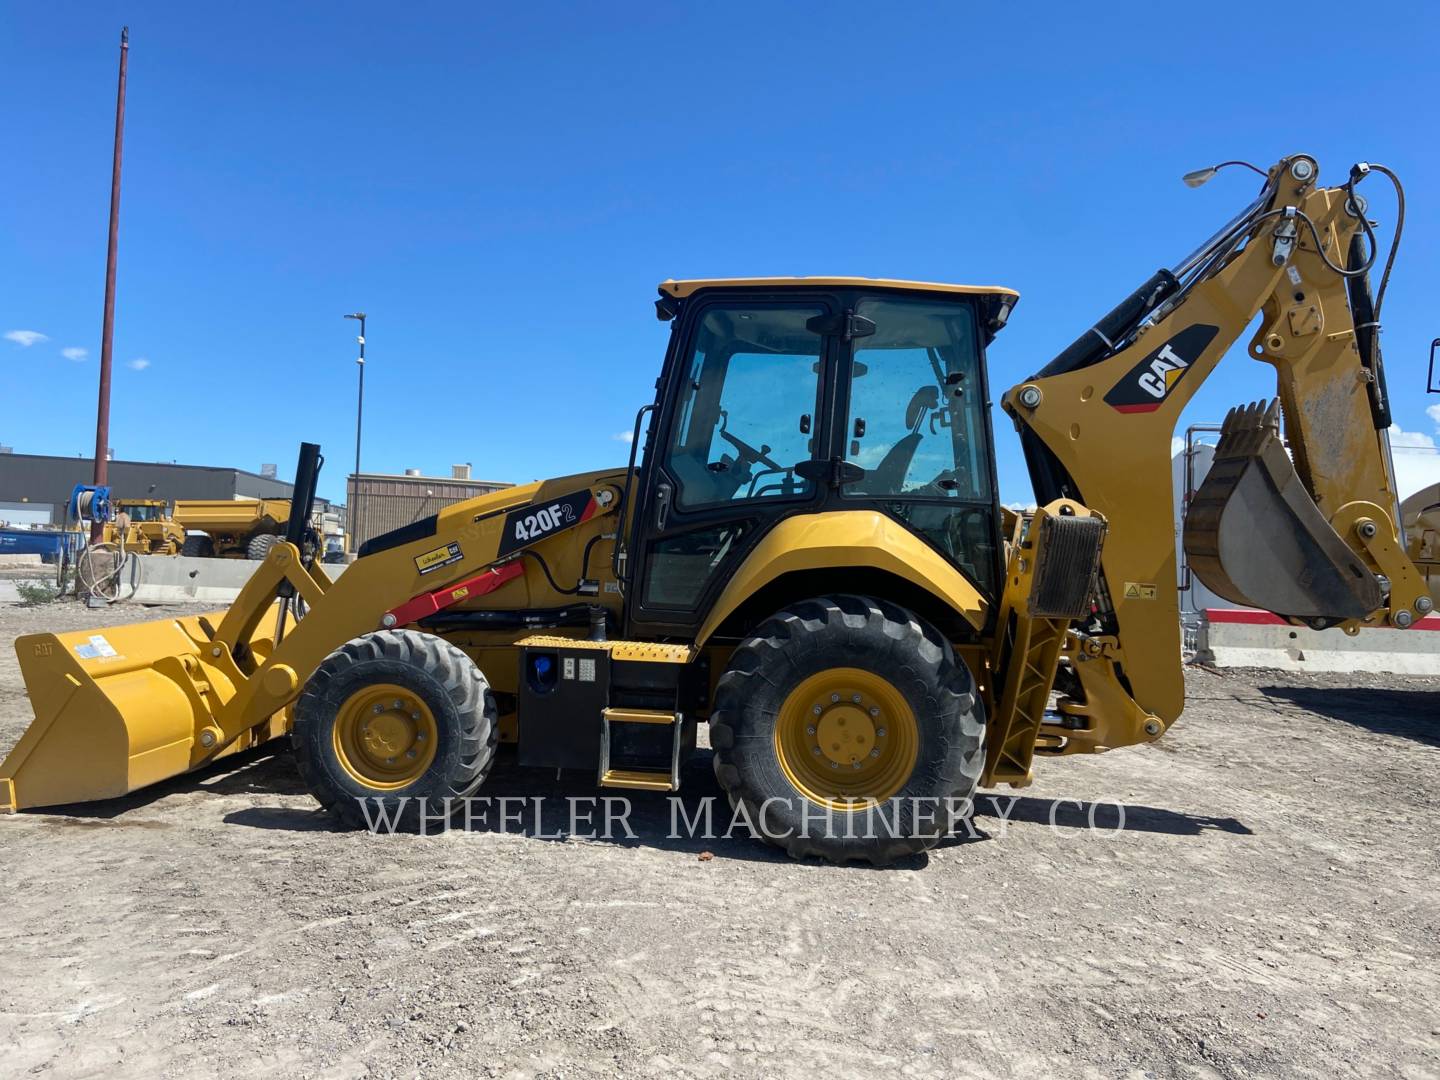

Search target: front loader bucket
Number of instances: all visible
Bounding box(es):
[1183,400,1382,621]
[0,612,281,812]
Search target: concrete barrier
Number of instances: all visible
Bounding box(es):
[112,554,347,605]
[1195,608,1440,675]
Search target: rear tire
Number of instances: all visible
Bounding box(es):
[181,534,213,558]
[292,630,497,831]
[247,533,281,561]
[710,594,984,865]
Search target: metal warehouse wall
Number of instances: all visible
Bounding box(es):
[0,453,297,523]
[348,474,513,551]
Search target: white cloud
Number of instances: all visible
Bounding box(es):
[4,330,48,347]
[1389,425,1440,500]
[612,431,633,443]
[127,357,150,371]
[1427,403,1440,428]
[61,346,88,361]
[1387,423,1435,450]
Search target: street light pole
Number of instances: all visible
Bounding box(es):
[344,312,366,555]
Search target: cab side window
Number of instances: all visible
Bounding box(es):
[666,306,824,510]
[844,299,989,500]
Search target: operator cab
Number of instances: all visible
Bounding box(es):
[116,499,167,523]
[628,277,1018,640]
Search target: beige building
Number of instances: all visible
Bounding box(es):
[347,465,512,553]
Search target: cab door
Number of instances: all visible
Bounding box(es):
[626,295,838,638]
[835,294,1002,601]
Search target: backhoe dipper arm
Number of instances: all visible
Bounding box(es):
[1001,153,1425,734]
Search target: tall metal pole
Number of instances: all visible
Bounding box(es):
[91,26,129,542]
[355,315,365,477]
[345,312,366,554]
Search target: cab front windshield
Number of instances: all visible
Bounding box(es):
[120,503,164,522]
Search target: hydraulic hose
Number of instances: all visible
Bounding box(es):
[75,540,132,603]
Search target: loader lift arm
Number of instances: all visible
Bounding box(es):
[999,153,1426,757]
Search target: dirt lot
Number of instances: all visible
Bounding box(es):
[0,600,1437,1079]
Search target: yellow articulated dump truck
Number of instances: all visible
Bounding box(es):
[1,154,1427,864]
[172,498,311,560]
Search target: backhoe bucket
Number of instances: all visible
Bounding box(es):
[0,612,282,812]
[1183,400,1382,621]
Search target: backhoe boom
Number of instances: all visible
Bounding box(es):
[1002,153,1426,737]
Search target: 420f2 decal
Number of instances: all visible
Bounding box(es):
[1103,324,1219,414]
[495,489,596,556]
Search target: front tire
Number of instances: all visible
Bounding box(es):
[710,595,984,865]
[292,629,497,831]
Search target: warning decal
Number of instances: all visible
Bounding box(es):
[1122,582,1158,600]
[74,634,119,660]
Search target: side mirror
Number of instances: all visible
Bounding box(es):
[1429,338,1440,394]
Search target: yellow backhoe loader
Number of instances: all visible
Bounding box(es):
[1,154,1425,863]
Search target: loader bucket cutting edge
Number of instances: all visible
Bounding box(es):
[1,612,283,812]
[1183,400,1383,621]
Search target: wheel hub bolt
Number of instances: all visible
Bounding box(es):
[393,700,404,710]
[416,733,425,741]
[373,704,384,714]
[851,694,861,703]
[829,761,839,769]
[811,747,821,756]
[812,705,822,716]
[851,761,861,770]
[806,725,816,735]
[876,727,887,738]
[868,706,879,717]
[386,757,396,765]
[406,750,417,759]
[870,748,880,758]
[830,693,840,703]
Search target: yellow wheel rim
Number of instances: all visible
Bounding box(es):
[774,667,919,811]
[332,683,439,790]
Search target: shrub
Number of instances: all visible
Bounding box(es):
[15,579,61,606]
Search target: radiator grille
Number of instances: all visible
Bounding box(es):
[1030,514,1107,620]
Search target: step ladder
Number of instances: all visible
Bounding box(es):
[598,707,683,791]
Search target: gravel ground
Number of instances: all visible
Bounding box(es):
[0,599,1437,1079]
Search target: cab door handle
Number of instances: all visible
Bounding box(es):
[654,482,672,532]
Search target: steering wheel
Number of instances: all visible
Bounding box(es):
[717,410,783,472]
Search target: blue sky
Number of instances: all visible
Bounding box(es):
[2,3,1437,504]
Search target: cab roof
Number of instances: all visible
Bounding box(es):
[658,276,1019,301]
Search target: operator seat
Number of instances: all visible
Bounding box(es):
[861,386,939,494]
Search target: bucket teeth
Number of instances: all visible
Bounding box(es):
[1212,399,1282,460]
